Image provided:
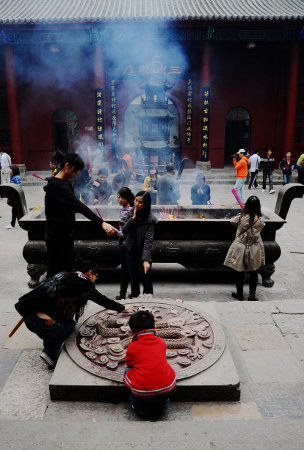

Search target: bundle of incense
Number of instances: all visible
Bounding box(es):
[32,173,45,181]
[231,188,244,210]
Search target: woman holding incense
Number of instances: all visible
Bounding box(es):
[122,191,157,299]
[143,167,160,205]
[116,187,134,300]
[224,196,265,301]
[44,152,117,278]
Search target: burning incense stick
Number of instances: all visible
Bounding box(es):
[95,208,103,220]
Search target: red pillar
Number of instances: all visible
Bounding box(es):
[283,42,300,154]
[4,45,22,164]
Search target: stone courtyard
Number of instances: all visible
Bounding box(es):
[0,173,304,449]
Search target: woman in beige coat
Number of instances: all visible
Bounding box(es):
[224,196,265,301]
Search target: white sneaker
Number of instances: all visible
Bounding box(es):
[269,189,276,194]
[262,189,265,192]
[5,224,13,229]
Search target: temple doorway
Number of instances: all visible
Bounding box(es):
[224,107,251,163]
[52,108,78,153]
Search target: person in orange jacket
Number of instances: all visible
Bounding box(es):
[233,149,248,204]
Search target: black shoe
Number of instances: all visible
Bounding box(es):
[232,292,243,301]
[248,295,258,301]
[116,294,126,300]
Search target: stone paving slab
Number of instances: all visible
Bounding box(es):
[285,334,304,363]
[241,349,304,384]
[0,349,21,388]
[1,418,304,450]
[273,299,304,314]
[249,383,304,418]
[272,314,304,334]
[44,400,120,422]
[191,402,262,420]
[3,323,42,350]
[230,324,289,351]
[241,301,278,314]
[219,312,274,327]
[0,350,52,420]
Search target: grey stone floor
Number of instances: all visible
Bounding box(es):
[0,180,304,449]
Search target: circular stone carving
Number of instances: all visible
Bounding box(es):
[65,299,225,382]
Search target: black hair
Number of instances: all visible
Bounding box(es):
[253,148,259,154]
[135,190,151,222]
[98,168,108,177]
[242,195,262,225]
[50,150,64,165]
[129,310,155,333]
[166,164,175,174]
[9,165,20,176]
[118,187,134,206]
[148,166,158,176]
[77,260,99,275]
[59,153,84,171]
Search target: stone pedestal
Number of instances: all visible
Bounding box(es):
[49,300,240,402]
[16,163,27,176]
[196,161,211,171]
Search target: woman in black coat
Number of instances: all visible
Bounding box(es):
[123,191,157,298]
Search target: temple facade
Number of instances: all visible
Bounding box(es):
[0,1,303,170]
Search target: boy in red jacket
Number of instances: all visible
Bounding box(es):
[123,310,176,415]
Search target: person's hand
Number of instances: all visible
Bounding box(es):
[197,188,203,195]
[132,209,137,219]
[102,222,118,235]
[143,261,150,273]
[93,181,100,187]
[94,199,99,204]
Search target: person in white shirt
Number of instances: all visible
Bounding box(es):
[0,150,12,184]
[248,149,260,189]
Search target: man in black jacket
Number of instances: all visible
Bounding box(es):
[260,148,275,194]
[44,153,117,278]
[15,261,125,368]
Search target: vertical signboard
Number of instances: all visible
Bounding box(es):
[95,88,105,158]
[201,87,210,161]
[185,77,193,145]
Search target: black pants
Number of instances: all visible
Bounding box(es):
[119,247,129,297]
[126,248,153,297]
[24,312,75,361]
[46,237,74,278]
[11,205,18,227]
[248,170,259,189]
[235,270,258,285]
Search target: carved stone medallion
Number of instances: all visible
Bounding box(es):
[65,299,225,382]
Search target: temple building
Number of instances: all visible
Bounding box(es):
[0,0,303,170]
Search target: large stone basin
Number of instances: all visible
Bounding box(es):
[1,183,304,288]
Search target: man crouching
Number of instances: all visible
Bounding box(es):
[15,261,125,368]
